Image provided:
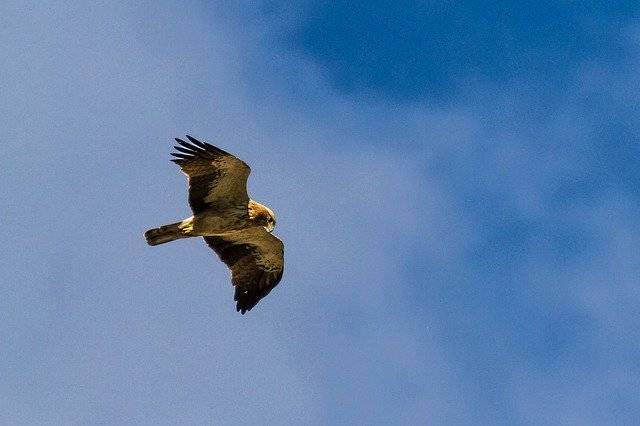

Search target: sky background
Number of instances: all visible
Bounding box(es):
[1,1,639,424]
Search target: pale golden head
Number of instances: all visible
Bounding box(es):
[247,200,276,232]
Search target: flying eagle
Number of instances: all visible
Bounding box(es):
[144,135,284,314]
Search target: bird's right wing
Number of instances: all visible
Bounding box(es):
[203,227,284,314]
[171,135,250,214]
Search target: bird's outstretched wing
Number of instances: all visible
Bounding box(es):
[171,135,250,214]
[204,227,284,314]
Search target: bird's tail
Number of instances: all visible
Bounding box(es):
[144,221,188,246]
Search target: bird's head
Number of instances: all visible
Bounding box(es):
[248,200,276,233]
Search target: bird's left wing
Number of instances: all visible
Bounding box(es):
[204,227,284,314]
[171,135,250,214]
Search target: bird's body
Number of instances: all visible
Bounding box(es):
[145,203,266,245]
[144,135,284,314]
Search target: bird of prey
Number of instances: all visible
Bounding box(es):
[144,135,284,314]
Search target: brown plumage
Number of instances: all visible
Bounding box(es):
[144,135,284,314]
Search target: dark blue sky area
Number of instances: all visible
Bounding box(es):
[294,1,639,100]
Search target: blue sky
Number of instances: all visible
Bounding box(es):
[1,1,639,424]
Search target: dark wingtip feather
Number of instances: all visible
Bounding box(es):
[170,152,191,159]
[186,135,233,156]
[171,135,242,169]
[175,138,197,150]
[173,145,196,155]
[185,135,208,149]
[176,138,205,153]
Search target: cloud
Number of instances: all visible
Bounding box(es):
[2,1,639,424]
[1,1,470,423]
